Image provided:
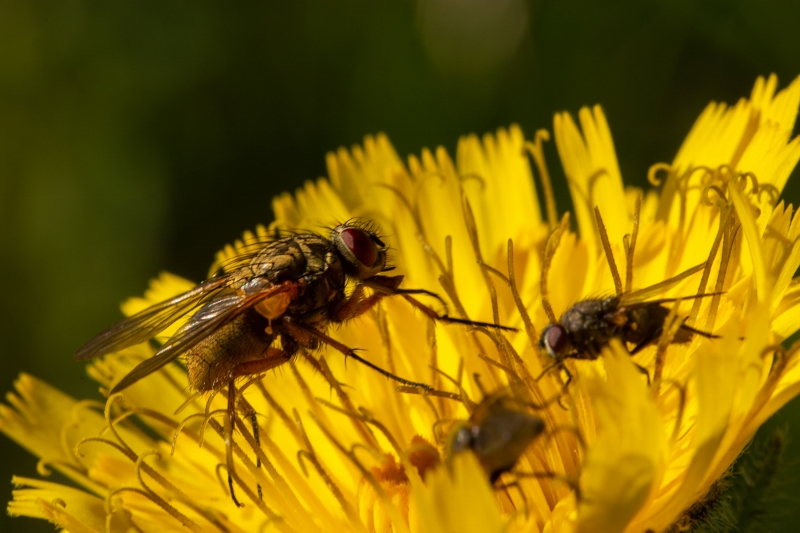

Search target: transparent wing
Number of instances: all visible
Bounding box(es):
[620,292,721,311]
[621,262,706,304]
[212,243,271,276]
[210,227,299,275]
[75,276,232,361]
[108,282,295,393]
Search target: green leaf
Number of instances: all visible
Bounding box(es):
[676,426,789,533]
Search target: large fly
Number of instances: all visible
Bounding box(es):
[76,220,515,505]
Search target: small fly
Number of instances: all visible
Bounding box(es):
[538,205,720,384]
[540,295,717,363]
[539,269,719,382]
[76,220,514,505]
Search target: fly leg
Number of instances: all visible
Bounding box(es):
[332,282,394,321]
[632,363,652,386]
[236,395,262,501]
[225,379,241,506]
[359,275,517,331]
[281,316,432,390]
[530,361,572,410]
[332,275,449,322]
[677,322,720,340]
[399,292,517,330]
[361,274,447,306]
[629,329,662,356]
[225,347,293,506]
[628,333,659,385]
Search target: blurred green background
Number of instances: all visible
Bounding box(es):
[2,1,800,531]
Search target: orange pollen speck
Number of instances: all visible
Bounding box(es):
[369,437,441,487]
[407,436,441,480]
[371,454,408,485]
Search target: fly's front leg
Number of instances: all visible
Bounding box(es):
[332,274,430,322]
[282,317,431,390]
[333,282,388,322]
[361,276,516,332]
[362,275,449,310]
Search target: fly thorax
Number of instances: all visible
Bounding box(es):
[251,239,308,282]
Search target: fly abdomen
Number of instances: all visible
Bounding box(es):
[186,309,275,392]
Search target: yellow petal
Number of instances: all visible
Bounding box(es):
[554,107,628,248]
[410,453,506,533]
[577,342,663,533]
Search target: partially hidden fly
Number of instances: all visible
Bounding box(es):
[447,392,545,484]
[399,375,579,493]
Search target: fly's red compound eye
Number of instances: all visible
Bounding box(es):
[543,324,569,356]
[332,223,388,279]
[340,227,379,267]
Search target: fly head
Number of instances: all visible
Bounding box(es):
[540,323,573,361]
[331,222,388,279]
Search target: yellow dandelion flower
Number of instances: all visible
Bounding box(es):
[3,74,800,533]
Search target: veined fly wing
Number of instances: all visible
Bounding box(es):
[75,276,233,362]
[107,282,297,394]
[620,262,706,304]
